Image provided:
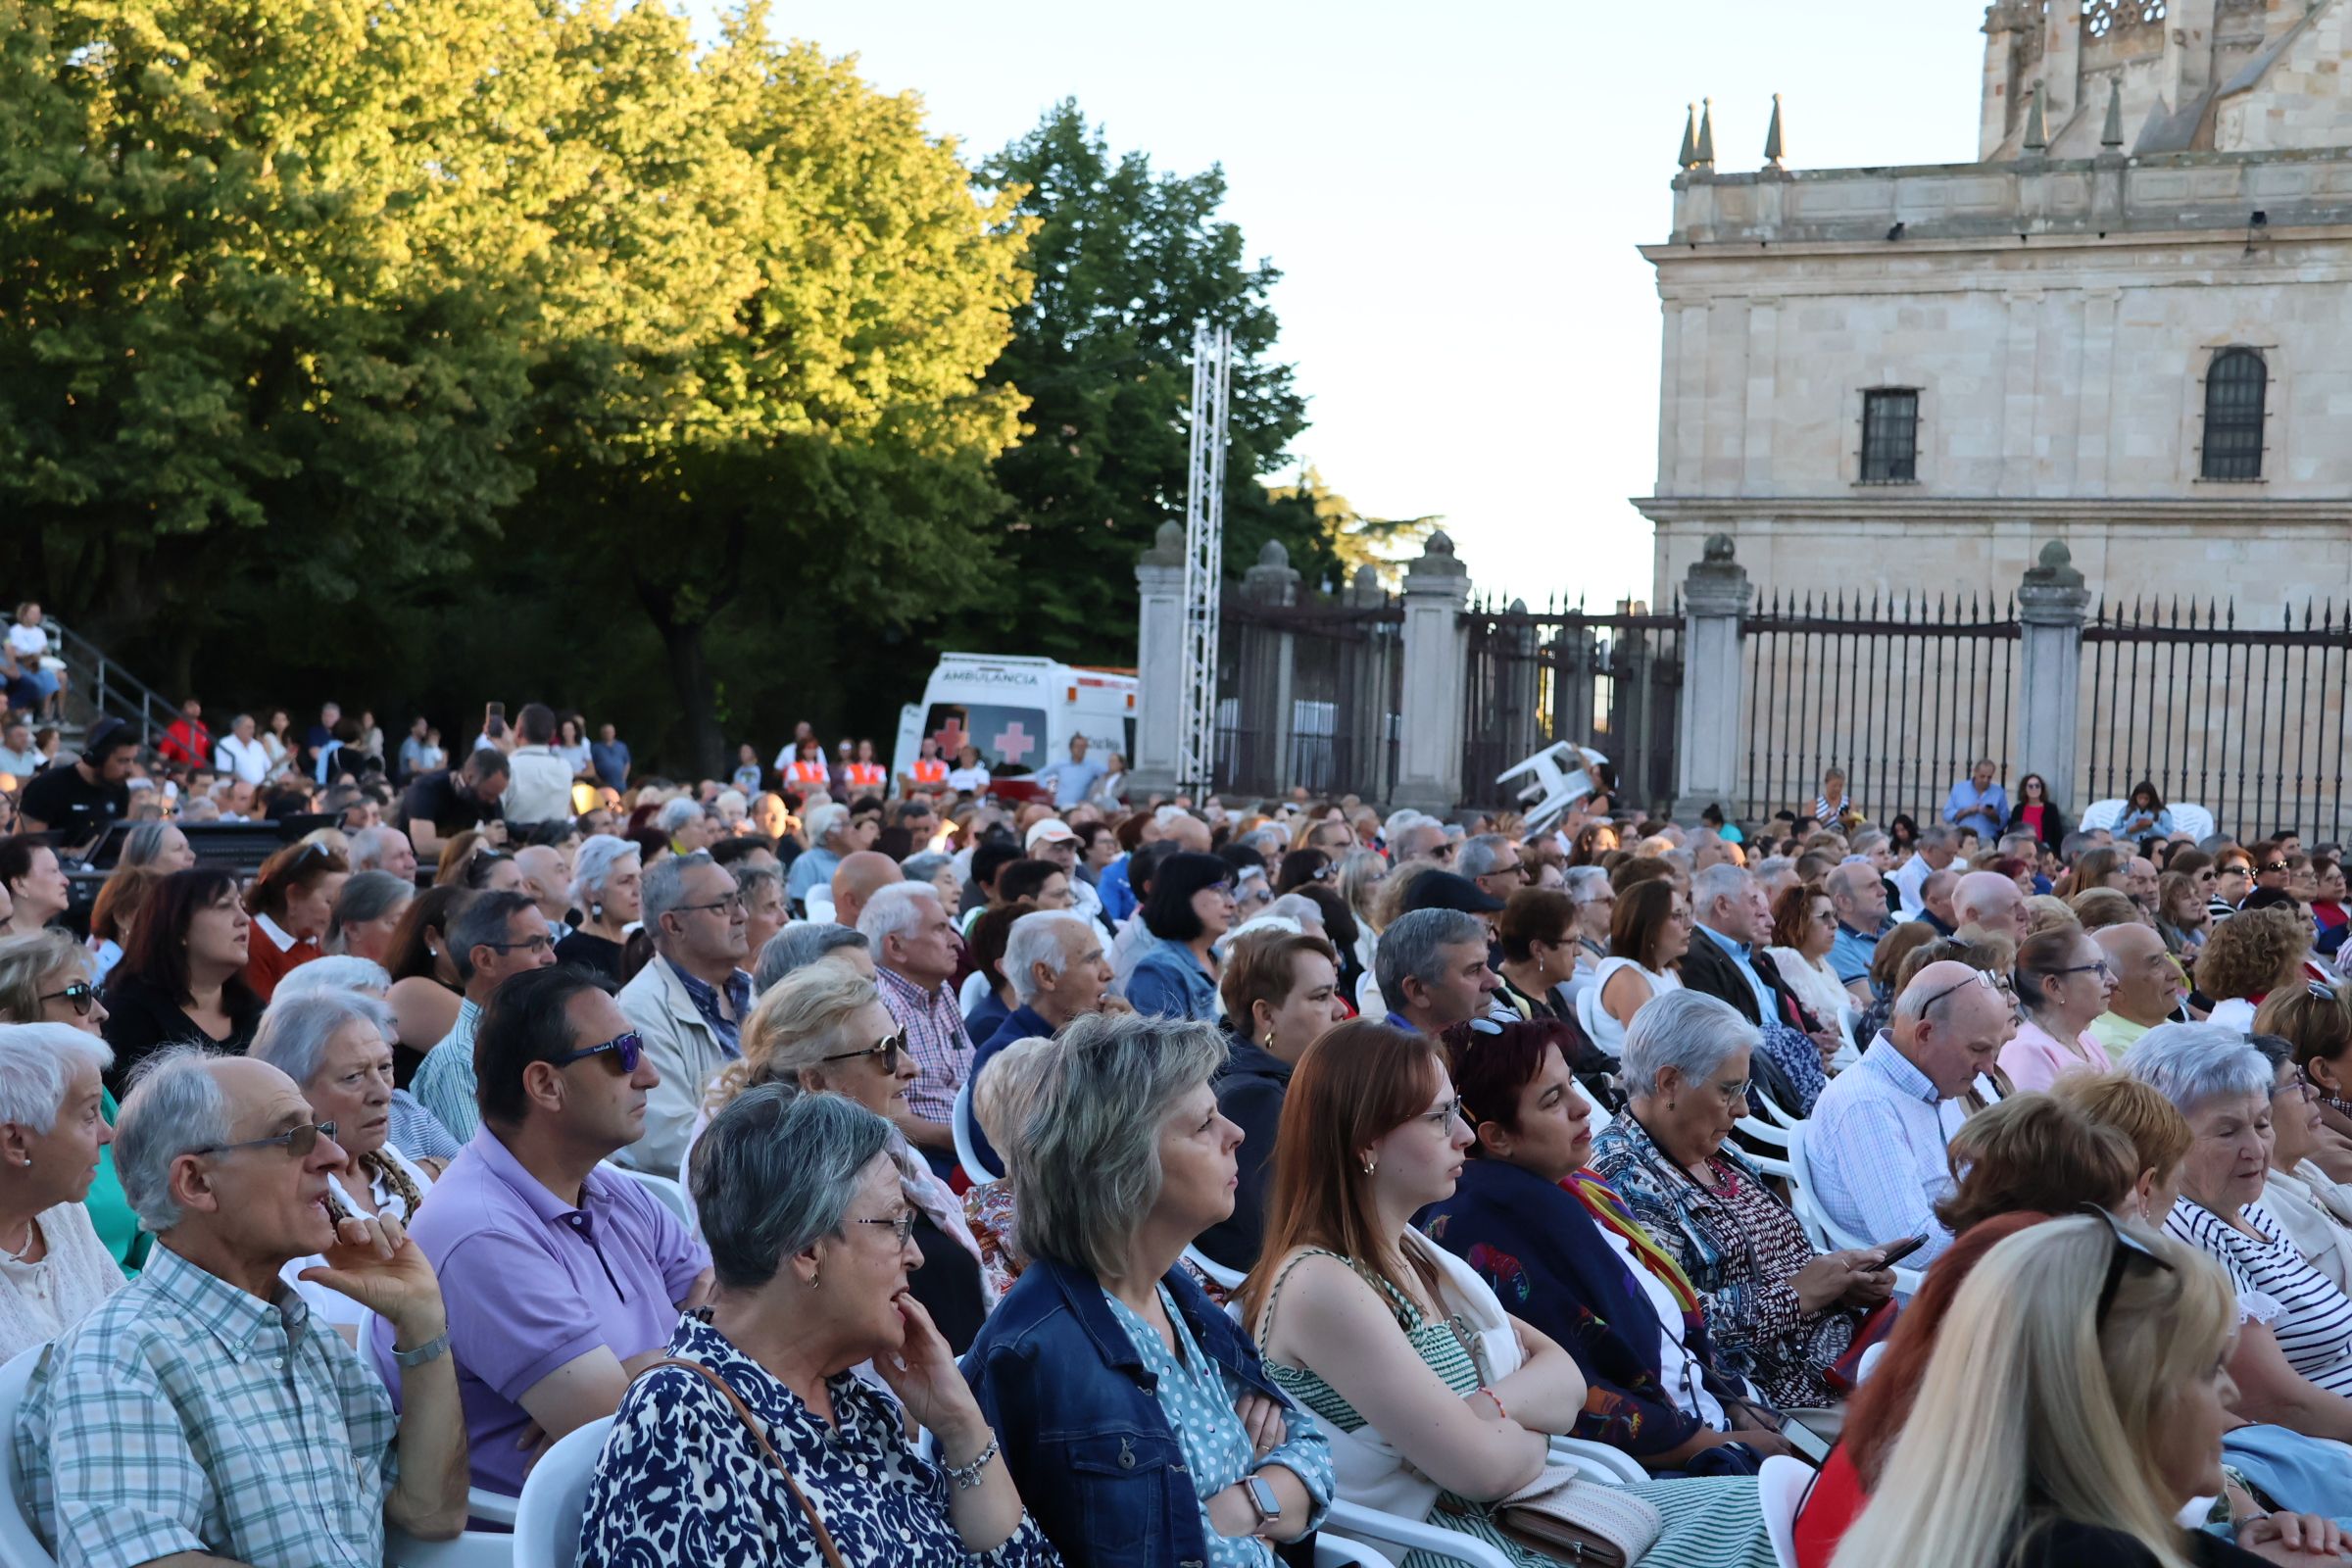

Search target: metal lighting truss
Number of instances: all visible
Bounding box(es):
[1177,319,1233,797]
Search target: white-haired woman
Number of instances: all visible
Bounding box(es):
[0,931,147,1274]
[1832,1214,2340,1568]
[250,989,435,1343]
[0,1021,125,1357]
[554,835,642,983]
[270,956,462,1167]
[1588,991,1892,1411]
[785,802,853,912]
[2126,1022,2352,1448]
[687,962,992,1350]
[963,1011,1335,1567]
[583,1088,1055,1565]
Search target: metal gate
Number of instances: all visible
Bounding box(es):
[1461,599,1683,816]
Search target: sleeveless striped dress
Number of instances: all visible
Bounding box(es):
[1258,1248,1776,1568]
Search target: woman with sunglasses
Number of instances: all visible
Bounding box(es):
[1830,1215,2342,1568]
[1126,852,1236,1024]
[99,867,264,1097]
[1998,927,2120,1092]
[689,961,991,1349]
[581,1088,1056,1568]
[241,839,351,1001]
[2003,771,2068,852]
[0,931,147,1275]
[2127,1023,2352,1449]
[0,1022,126,1358]
[252,989,436,1345]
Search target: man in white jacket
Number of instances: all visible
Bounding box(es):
[612,852,753,1173]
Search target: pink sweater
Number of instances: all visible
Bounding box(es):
[1997,1014,2107,1092]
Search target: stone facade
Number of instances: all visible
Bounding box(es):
[1639,0,2352,615]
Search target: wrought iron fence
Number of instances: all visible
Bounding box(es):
[1460,599,1683,815]
[1740,591,2019,831]
[1212,594,1402,801]
[2081,598,2352,841]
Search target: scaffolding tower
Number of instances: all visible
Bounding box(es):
[1177,319,1233,798]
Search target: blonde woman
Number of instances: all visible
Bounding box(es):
[1833,1214,2340,1568]
[683,961,993,1348]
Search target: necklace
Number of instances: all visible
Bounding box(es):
[0,1215,38,1265]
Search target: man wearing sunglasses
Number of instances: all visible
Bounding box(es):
[24,1049,470,1564]
[613,852,752,1175]
[1806,959,2018,1269]
[382,964,712,1501]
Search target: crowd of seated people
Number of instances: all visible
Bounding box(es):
[9,705,2352,1565]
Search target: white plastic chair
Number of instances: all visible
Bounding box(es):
[1784,1123,1924,1297]
[0,1348,56,1567]
[1574,985,1605,1053]
[1317,1536,1400,1567]
[513,1415,612,1568]
[1548,1436,1647,1485]
[1325,1499,1516,1568]
[953,1078,1000,1185]
[1757,1452,1812,1568]
[1183,1244,1247,1293]
[2080,799,2123,832]
[616,1168,691,1228]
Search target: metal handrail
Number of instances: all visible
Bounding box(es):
[44,618,179,754]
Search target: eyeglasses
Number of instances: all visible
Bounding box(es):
[1420,1097,1463,1130]
[38,981,94,1017]
[1711,1076,1752,1103]
[551,1030,645,1074]
[1918,969,2001,1014]
[482,933,554,956]
[855,1212,918,1244]
[674,893,745,917]
[2263,862,2289,874]
[820,1032,905,1074]
[195,1120,337,1160]
[2274,1066,2319,1102]
[2055,960,2115,981]
[2085,1204,2176,1329]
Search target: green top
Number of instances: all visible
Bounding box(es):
[1258,1248,1482,1431]
[87,1089,150,1277]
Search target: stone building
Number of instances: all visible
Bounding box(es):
[1638,0,2352,613]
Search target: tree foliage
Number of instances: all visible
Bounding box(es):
[947,101,1333,664]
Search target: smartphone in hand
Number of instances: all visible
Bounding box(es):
[1873,1234,1930,1269]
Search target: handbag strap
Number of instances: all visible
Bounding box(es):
[642,1357,851,1568]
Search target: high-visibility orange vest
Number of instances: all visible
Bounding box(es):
[845,762,886,790]
[910,759,948,785]
[784,759,830,788]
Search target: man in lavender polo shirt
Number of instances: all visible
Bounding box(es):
[374,965,711,1495]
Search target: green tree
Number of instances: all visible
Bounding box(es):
[1264,465,1444,591]
[510,8,1034,773]
[0,0,544,684]
[951,101,1329,665]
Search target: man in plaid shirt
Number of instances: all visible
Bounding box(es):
[16,1048,469,1567]
[859,881,973,1169]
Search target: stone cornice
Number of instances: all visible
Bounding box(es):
[1635,495,2352,525]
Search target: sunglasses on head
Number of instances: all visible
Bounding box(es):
[2083,1204,2176,1328]
[39,981,94,1017]
[552,1030,645,1074]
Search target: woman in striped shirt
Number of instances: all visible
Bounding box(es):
[2126,1021,2352,1446]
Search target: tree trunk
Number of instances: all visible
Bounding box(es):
[654,613,727,780]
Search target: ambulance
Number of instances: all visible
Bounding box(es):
[892,654,1138,800]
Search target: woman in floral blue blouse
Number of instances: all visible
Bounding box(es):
[579,1086,1059,1567]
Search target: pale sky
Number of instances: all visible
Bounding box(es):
[710,1,1998,607]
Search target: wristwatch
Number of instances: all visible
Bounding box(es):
[1243,1474,1281,1530]
[390,1330,451,1369]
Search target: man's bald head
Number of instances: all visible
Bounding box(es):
[1952,870,2027,941]
[514,845,571,923]
[831,851,904,930]
[1891,959,2016,1098]
[1162,814,1212,855]
[2094,920,2182,1026]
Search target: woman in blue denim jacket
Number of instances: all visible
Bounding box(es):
[962,1012,1334,1566]
[1123,855,1235,1023]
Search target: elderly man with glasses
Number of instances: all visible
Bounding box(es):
[1803,958,2019,1268]
[381,964,711,1499]
[410,890,560,1143]
[612,851,753,1174]
[19,1045,471,1564]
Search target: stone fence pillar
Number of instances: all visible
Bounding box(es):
[2016,540,2091,804]
[1129,520,1188,799]
[1239,540,1301,794]
[1674,534,1752,819]
[1395,532,1473,812]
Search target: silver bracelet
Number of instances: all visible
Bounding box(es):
[390,1330,451,1369]
[944,1433,1001,1491]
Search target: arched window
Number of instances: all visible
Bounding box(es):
[2201,347,2267,481]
